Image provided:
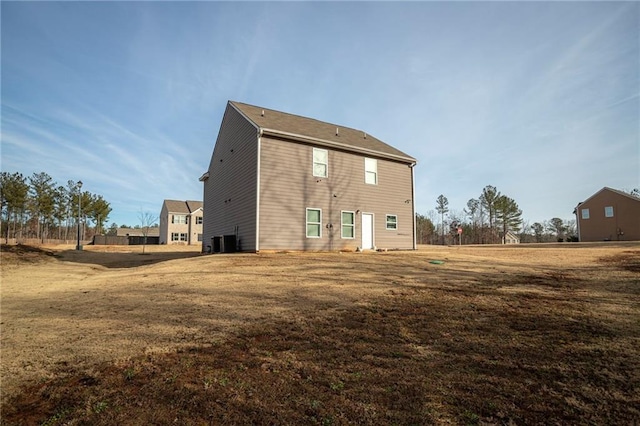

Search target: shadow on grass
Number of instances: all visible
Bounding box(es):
[3,277,639,425]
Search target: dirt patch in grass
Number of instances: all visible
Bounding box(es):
[1,244,56,266]
[1,243,639,424]
[600,250,640,273]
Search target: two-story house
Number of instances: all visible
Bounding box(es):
[200,101,417,252]
[159,200,203,245]
[574,187,640,241]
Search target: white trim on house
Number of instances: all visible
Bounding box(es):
[312,147,328,178]
[411,163,416,249]
[386,214,398,230]
[261,128,416,164]
[341,210,355,239]
[306,208,322,238]
[364,157,378,185]
[361,212,374,249]
[256,131,262,252]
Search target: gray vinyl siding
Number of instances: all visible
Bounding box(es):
[202,104,258,252]
[258,137,414,250]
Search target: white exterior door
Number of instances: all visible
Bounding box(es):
[362,213,373,249]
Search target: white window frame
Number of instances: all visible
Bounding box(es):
[195,216,203,225]
[604,206,614,218]
[386,214,398,230]
[313,148,328,178]
[180,233,188,241]
[306,208,322,238]
[581,208,590,220]
[341,211,355,239]
[365,158,377,185]
[172,214,187,224]
[171,232,180,241]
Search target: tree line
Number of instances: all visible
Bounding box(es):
[0,171,112,243]
[415,184,579,245]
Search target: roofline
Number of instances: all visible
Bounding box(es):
[261,127,417,164]
[574,186,640,209]
[229,100,416,164]
[228,101,260,131]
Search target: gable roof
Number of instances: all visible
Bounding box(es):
[163,199,203,214]
[164,199,190,214]
[575,187,640,209]
[186,200,203,213]
[229,101,416,164]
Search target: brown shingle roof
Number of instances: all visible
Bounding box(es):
[230,101,416,163]
[186,200,203,212]
[163,199,190,214]
[163,199,203,214]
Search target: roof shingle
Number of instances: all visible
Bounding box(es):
[230,101,416,163]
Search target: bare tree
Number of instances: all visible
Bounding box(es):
[138,209,158,254]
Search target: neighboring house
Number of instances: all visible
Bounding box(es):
[501,230,520,244]
[200,101,417,252]
[116,227,160,238]
[574,187,640,242]
[159,200,204,245]
[109,227,160,245]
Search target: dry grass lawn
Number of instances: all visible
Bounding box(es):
[1,242,639,425]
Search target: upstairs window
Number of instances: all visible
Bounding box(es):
[365,158,377,185]
[313,148,328,178]
[386,214,398,230]
[172,214,187,224]
[341,211,355,239]
[581,209,590,220]
[195,216,203,225]
[306,208,322,238]
[605,206,614,217]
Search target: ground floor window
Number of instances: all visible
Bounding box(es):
[172,233,188,242]
[341,211,355,238]
[386,214,398,230]
[306,208,322,238]
[197,233,203,242]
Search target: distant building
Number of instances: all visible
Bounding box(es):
[93,227,159,245]
[574,187,640,242]
[116,227,160,238]
[159,200,203,245]
[200,101,417,252]
[502,230,520,244]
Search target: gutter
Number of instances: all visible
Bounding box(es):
[261,128,416,164]
[256,128,263,252]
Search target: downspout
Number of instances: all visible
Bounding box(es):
[256,128,263,252]
[574,204,581,242]
[410,162,417,250]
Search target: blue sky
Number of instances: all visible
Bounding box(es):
[2,1,638,228]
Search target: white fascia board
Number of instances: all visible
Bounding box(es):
[261,128,417,164]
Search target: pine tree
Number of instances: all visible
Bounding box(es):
[435,194,449,245]
[495,195,522,243]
